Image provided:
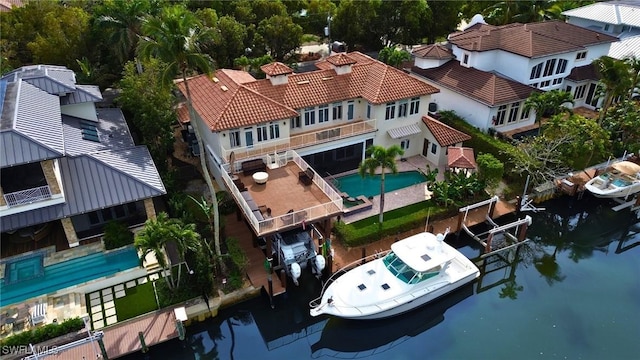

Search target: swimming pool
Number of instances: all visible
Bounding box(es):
[335,170,427,198]
[0,247,140,307]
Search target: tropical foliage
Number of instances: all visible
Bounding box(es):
[593,56,634,121]
[378,47,411,68]
[600,99,640,156]
[358,145,405,224]
[476,153,504,186]
[523,90,574,132]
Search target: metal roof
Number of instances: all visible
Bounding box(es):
[62,109,135,156]
[1,80,64,167]
[609,32,640,58]
[0,147,166,232]
[562,1,640,27]
[61,85,103,105]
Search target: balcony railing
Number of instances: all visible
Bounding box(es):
[220,150,343,236]
[222,119,376,161]
[4,185,52,207]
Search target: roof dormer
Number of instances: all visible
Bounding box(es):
[412,44,455,70]
[260,62,293,85]
[326,53,357,75]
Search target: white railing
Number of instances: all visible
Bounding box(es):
[3,185,52,207]
[221,119,376,160]
[220,150,343,236]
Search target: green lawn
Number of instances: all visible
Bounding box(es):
[113,281,158,321]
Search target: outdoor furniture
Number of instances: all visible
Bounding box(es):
[298,168,314,186]
[252,171,269,184]
[242,159,267,176]
[30,303,47,326]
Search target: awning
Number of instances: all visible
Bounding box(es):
[387,123,421,139]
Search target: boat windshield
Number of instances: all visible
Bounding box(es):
[383,252,441,284]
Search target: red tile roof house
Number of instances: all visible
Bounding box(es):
[176,52,476,237]
[409,18,618,134]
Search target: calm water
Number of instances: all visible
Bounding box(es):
[122,196,640,360]
[335,171,426,198]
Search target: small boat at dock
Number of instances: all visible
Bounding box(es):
[584,161,640,199]
[309,231,479,320]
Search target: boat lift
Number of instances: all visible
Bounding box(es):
[456,196,533,258]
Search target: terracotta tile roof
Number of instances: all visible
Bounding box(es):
[326,53,358,66]
[178,52,439,131]
[412,44,454,59]
[177,72,298,131]
[260,62,293,76]
[176,102,189,124]
[447,147,477,169]
[411,61,540,106]
[448,20,618,58]
[219,69,256,84]
[422,115,471,146]
[566,63,600,81]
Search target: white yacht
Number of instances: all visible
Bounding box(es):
[309,231,479,320]
[584,161,640,199]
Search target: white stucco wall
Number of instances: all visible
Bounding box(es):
[61,102,98,121]
[422,83,492,130]
[414,57,453,70]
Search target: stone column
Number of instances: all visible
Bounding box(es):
[0,185,6,206]
[61,218,80,247]
[144,198,157,220]
[41,160,61,194]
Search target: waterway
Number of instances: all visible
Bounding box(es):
[121,196,640,360]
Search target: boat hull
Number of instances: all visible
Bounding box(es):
[335,273,478,320]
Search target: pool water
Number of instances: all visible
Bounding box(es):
[335,170,427,198]
[3,254,44,285]
[0,247,140,307]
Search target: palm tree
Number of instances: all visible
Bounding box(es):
[523,90,574,134]
[135,212,201,289]
[593,55,633,122]
[137,5,222,261]
[624,55,640,100]
[358,145,404,224]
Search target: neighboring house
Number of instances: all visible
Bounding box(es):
[410,18,618,132]
[0,0,23,12]
[0,65,165,251]
[177,52,453,237]
[563,0,640,60]
[421,115,471,168]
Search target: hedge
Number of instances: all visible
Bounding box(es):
[333,201,456,247]
[0,317,85,347]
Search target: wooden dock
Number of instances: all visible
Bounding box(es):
[38,308,178,359]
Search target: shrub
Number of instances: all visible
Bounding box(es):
[0,317,84,347]
[103,221,134,250]
[476,153,504,185]
[226,236,248,273]
[217,191,238,216]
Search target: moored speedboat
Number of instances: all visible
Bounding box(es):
[584,161,640,199]
[309,231,479,320]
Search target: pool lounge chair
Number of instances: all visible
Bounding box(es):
[30,303,47,326]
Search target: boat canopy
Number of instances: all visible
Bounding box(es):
[612,161,640,176]
[390,232,454,273]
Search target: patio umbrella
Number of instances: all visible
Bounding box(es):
[229,151,236,174]
[612,161,640,175]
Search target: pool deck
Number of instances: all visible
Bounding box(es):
[340,155,445,224]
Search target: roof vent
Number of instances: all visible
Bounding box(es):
[221,85,228,91]
[212,77,219,83]
[297,80,310,85]
[322,76,333,81]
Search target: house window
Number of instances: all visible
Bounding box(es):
[385,102,396,120]
[366,103,371,119]
[565,85,572,93]
[556,59,568,74]
[552,78,563,85]
[398,100,408,117]
[401,139,410,150]
[576,51,587,61]
[531,82,538,88]
[319,104,329,123]
[574,84,587,99]
[543,59,556,77]
[409,97,420,115]
[530,63,543,80]
[520,106,530,120]
[430,143,437,154]
[269,123,280,139]
[508,102,520,123]
[604,24,610,32]
[540,80,551,88]
[347,101,354,120]
[332,102,342,120]
[304,107,315,125]
[495,105,507,126]
[256,125,268,142]
[229,129,241,148]
[462,53,469,65]
[290,115,301,129]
